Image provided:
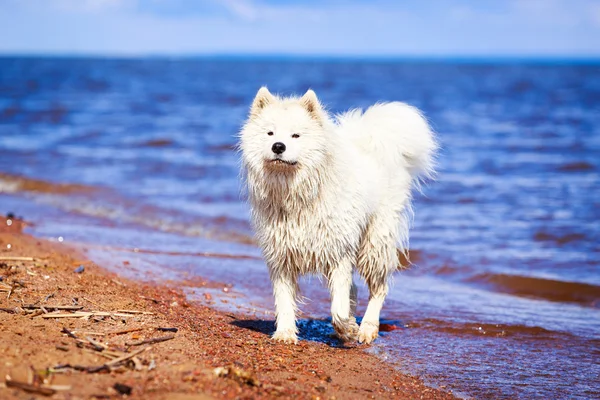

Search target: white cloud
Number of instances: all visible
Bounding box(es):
[220,0,260,21]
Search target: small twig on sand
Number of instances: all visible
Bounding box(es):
[5,378,56,396]
[43,312,94,319]
[82,349,114,360]
[84,337,107,351]
[56,346,150,374]
[156,327,178,333]
[61,327,78,339]
[0,307,18,314]
[42,311,135,319]
[105,346,149,367]
[42,291,57,304]
[116,309,154,315]
[24,305,83,311]
[110,327,143,335]
[126,334,175,347]
[82,297,100,307]
[0,256,35,261]
[103,349,126,358]
[139,295,161,303]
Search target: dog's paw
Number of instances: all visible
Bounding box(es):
[358,321,379,344]
[272,329,298,344]
[333,316,359,342]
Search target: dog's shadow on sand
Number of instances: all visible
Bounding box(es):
[230,318,352,348]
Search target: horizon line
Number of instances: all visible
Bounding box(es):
[0,51,600,64]
[1,52,600,64]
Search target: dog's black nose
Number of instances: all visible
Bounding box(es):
[272,142,286,154]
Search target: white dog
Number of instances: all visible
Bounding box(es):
[239,87,436,344]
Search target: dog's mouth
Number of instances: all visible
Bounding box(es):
[268,158,297,166]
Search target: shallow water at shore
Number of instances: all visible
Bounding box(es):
[1,57,599,399]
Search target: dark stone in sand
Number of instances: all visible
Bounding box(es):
[113,383,132,395]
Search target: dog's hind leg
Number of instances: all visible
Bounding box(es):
[356,213,399,344]
[350,279,358,318]
[271,273,299,344]
[328,257,359,341]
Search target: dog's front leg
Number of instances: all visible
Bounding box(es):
[328,259,359,341]
[271,274,299,344]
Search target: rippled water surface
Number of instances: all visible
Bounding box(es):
[1,57,599,399]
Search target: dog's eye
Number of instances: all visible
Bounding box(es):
[267,131,274,136]
[292,134,300,139]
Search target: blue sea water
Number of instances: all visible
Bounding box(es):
[0,57,599,399]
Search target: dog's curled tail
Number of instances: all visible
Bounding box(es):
[340,102,438,187]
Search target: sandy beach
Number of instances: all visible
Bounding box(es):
[0,215,455,399]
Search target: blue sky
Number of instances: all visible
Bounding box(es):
[1,0,599,57]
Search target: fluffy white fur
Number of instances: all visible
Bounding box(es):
[239,87,437,344]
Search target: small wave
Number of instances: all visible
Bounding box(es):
[140,138,175,148]
[557,161,595,172]
[0,172,254,245]
[407,318,570,338]
[0,172,94,195]
[533,231,587,245]
[83,243,261,261]
[467,272,600,308]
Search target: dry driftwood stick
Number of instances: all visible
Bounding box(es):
[53,363,107,373]
[126,334,175,347]
[42,311,135,319]
[5,379,56,396]
[42,312,93,319]
[24,305,83,311]
[0,256,35,261]
[156,327,178,332]
[43,384,72,392]
[42,291,57,303]
[54,349,148,373]
[117,310,154,315]
[61,327,78,339]
[116,309,154,315]
[110,327,143,335]
[85,337,107,351]
[82,349,114,360]
[82,296,100,307]
[105,346,148,367]
[103,349,126,358]
[28,310,44,318]
[139,295,161,303]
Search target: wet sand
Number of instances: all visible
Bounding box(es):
[0,216,455,400]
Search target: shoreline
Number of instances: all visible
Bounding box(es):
[0,215,455,399]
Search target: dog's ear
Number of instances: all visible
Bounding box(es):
[300,89,323,121]
[250,87,275,117]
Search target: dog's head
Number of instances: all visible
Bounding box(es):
[239,87,330,176]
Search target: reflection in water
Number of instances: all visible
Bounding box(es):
[1,57,599,399]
